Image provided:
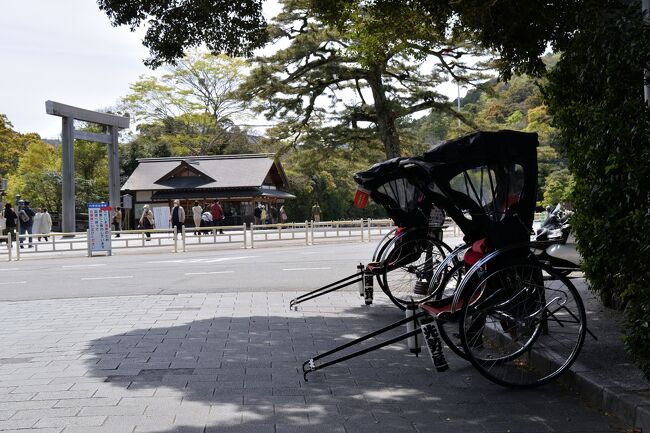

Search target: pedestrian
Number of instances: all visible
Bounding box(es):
[311,202,321,223]
[169,199,185,239]
[3,203,17,247]
[254,204,262,225]
[260,205,268,225]
[18,200,35,248]
[113,207,123,237]
[191,201,202,235]
[33,208,43,241]
[139,204,155,240]
[201,208,213,232]
[40,208,52,241]
[211,199,224,234]
[270,205,278,224]
[279,205,288,224]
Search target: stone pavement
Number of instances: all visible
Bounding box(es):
[0,282,644,433]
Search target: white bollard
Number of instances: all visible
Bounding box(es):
[405,305,420,354]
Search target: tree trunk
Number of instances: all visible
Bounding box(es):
[368,68,401,159]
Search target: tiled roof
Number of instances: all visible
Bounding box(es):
[122,154,287,191]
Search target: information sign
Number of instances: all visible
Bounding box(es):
[88,202,112,256]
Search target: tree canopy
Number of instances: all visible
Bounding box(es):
[96,0,267,68]
[241,0,489,159]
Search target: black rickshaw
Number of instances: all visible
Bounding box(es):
[304,130,588,388]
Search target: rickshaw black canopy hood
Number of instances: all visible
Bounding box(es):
[421,130,538,180]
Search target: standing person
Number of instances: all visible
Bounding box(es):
[270,206,278,224]
[211,199,224,234]
[3,203,17,248]
[310,202,318,223]
[113,207,123,237]
[139,204,155,240]
[33,208,43,241]
[40,208,52,241]
[18,200,35,248]
[260,205,267,225]
[253,204,262,225]
[279,205,288,224]
[191,201,202,235]
[169,199,185,239]
[201,207,213,232]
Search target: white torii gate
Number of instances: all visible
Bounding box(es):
[45,101,130,233]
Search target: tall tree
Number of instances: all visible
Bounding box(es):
[120,52,258,159]
[241,0,488,159]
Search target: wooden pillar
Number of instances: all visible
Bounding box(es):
[107,126,121,211]
[61,116,76,233]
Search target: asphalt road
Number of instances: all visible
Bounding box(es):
[0,241,386,301]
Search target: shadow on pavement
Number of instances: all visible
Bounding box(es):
[82,295,625,433]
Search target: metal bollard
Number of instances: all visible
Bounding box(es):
[405,304,421,354]
[357,263,365,296]
[363,269,373,305]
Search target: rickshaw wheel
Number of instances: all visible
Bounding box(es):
[458,260,586,388]
[380,234,450,310]
[432,260,469,360]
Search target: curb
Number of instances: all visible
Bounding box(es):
[558,362,650,430]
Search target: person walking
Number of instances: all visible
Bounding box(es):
[254,204,262,225]
[139,204,155,240]
[169,199,185,239]
[191,201,202,235]
[260,205,268,225]
[270,205,278,224]
[211,199,224,234]
[113,207,123,237]
[40,208,52,241]
[18,200,35,248]
[3,203,17,248]
[311,202,321,223]
[279,205,288,224]
[33,208,43,241]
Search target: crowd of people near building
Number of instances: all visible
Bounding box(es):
[1,200,52,248]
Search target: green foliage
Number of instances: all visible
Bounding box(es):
[96,0,267,68]
[119,52,262,178]
[0,115,40,178]
[542,169,574,207]
[242,0,489,159]
[542,1,650,378]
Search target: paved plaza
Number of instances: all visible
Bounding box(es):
[0,285,630,433]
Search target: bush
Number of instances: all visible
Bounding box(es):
[543,2,650,378]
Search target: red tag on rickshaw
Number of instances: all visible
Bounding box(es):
[353,188,370,208]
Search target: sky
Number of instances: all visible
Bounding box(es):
[0,0,153,139]
[0,1,463,140]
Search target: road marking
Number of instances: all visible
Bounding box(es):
[81,276,134,281]
[184,271,235,275]
[282,267,332,271]
[0,281,26,285]
[0,268,22,272]
[62,264,107,268]
[147,256,257,264]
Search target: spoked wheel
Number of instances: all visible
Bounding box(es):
[458,261,586,388]
[432,260,468,359]
[380,235,450,309]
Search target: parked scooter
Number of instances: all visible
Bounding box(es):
[531,205,581,276]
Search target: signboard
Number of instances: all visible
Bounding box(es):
[122,194,132,209]
[88,202,112,256]
[152,205,171,229]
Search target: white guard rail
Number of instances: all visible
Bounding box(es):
[181,224,247,251]
[310,219,365,244]
[366,218,395,242]
[1,232,13,261]
[249,221,309,248]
